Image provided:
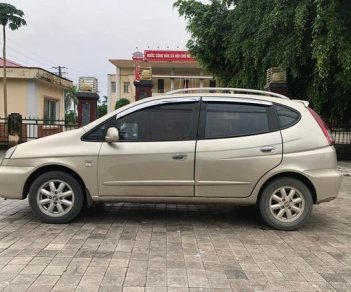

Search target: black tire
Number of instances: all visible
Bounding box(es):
[259,177,313,230]
[28,171,84,223]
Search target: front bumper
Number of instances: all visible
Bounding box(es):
[0,165,34,199]
[304,168,342,203]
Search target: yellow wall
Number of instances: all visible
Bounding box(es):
[0,79,27,118]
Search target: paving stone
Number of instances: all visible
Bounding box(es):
[2,284,29,292]
[27,284,56,291]
[52,285,78,292]
[29,256,53,265]
[0,264,25,274]
[167,276,188,287]
[8,256,33,265]
[225,269,248,280]
[32,275,60,286]
[10,274,37,286]
[42,265,67,275]
[19,264,46,275]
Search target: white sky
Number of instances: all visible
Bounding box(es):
[3,0,192,97]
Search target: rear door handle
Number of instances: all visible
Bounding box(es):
[260,146,275,153]
[172,154,187,160]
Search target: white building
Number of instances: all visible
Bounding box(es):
[107,50,216,112]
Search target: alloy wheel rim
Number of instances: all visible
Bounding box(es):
[269,186,305,223]
[36,180,75,217]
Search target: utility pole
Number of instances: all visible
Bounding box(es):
[52,66,67,77]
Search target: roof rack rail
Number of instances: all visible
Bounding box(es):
[166,87,290,100]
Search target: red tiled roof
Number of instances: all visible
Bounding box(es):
[0,58,23,67]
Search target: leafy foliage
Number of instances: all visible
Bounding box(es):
[64,85,78,114]
[0,3,26,29]
[174,0,351,120]
[115,98,130,110]
[97,95,108,118]
[97,104,107,118]
[65,110,76,126]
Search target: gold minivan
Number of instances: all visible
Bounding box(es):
[0,88,342,230]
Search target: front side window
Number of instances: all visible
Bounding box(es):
[203,102,270,139]
[110,102,198,142]
[83,121,108,141]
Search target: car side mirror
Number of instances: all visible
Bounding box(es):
[105,127,119,143]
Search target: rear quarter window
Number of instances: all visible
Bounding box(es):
[275,104,300,129]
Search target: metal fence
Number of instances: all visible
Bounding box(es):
[328,120,351,145]
[0,117,78,145]
[0,118,8,144]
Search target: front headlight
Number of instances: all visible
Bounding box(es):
[0,146,17,166]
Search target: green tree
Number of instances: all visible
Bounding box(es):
[97,96,108,118]
[64,85,78,114]
[65,110,76,126]
[0,3,26,117]
[175,0,351,120]
[115,98,130,110]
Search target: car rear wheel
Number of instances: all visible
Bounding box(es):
[28,171,84,223]
[259,178,313,230]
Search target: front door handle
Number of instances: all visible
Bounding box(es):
[172,154,187,160]
[260,146,276,153]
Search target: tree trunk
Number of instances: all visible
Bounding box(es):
[2,25,7,118]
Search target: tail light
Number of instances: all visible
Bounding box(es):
[308,108,334,146]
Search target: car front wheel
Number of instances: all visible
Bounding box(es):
[28,171,84,223]
[259,177,313,230]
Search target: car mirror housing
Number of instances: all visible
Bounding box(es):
[105,127,119,143]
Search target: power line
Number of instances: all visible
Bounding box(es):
[5,44,53,68]
[3,36,86,77]
[7,36,62,68]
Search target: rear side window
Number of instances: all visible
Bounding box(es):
[203,102,270,139]
[276,105,300,129]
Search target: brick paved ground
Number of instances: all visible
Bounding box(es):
[0,165,350,291]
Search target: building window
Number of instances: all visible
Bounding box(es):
[111,81,116,93]
[123,82,130,93]
[44,98,59,122]
[157,79,164,93]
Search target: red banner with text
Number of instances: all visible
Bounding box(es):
[143,50,195,62]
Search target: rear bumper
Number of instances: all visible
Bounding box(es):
[304,168,342,203]
[0,165,34,199]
